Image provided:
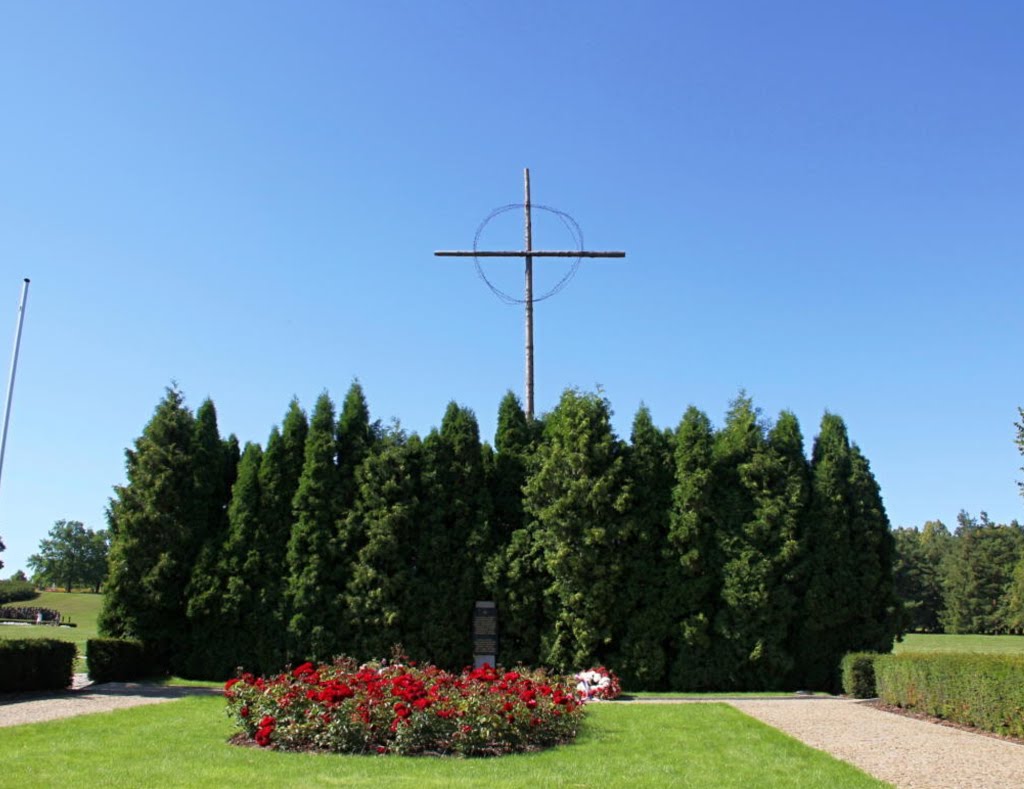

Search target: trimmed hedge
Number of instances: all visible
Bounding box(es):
[87,638,161,683]
[840,652,880,698]
[875,653,1024,738]
[0,580,38,605]
[0,639,76,692]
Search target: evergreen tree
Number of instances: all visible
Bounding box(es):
[524,389,628,671]
[612,405,675,690]
[99,386,198,667]
[181,442,264,679]
[727,409,808,689]
[667,406,720,690]
[483,392,545,666]
[416,403,491,668]
[337,381,375,511]
[343,429,423,661]
[709,395,766,688]
[893,522,950,633]
[286,392,344,662]
[183,400,234,675]
[941,512,1024,633]
[256,400,308,670]
[794,414,900,690]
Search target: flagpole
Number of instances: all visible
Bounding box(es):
[0,278,30,497]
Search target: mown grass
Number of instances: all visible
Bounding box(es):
[895,633,1024,655]
[0,591,104,670]
[0,697,884,788]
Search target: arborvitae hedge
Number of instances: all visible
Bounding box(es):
[101,385,901,690]
[875,652,1024,738]
[0,639,76,692]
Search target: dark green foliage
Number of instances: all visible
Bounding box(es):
[181,442,265,680]
[286,393,345,662]
[524,389,628,671]
[100,386,200,666]
[342,429,423,661]
[0,579,38,604]
[723,409,809,689]
[257,401,308,670]
[611,406,676,690]
[667,406,720,690]
[484,392,546,666]
[0,639,76,692]
[840,652,880,698]
[941,512,1023,634]
[28,520,110,593]
[337,381,375,510]
[892,521,950,632]
[87,638,162,683]
[415,403,491,668]
[181,400,236,678]
[875,652,1024,738]
[106,384,903,688]
[792,413,902,691]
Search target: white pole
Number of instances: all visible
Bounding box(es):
[0,278,30,497]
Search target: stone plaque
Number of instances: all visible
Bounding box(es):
[473,601,497,667]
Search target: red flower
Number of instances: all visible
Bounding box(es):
[292,662,315,678]
[239,706,249,718]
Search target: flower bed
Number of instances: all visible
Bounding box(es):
[224,658,586,756]
[575,666,622,700]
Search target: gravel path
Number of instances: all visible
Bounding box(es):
[728,698,1024,789]
[3,686,1023,787]
[0,676,219,728]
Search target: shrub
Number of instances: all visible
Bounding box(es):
[840,652,880,698]
[87,638,162,683]
[0,639,76,692]
[875,652,1024,738]
[225,658,586,756]
[0,580,38,605]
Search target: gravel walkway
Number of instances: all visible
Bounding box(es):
[0,675,219,728]
[728,698,1024,789]
[3,686,1023,787]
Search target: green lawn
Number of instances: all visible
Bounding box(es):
[0,697,885,788]
[895,633,1024,655]
[0,590,103,670]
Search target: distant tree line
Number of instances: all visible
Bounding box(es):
[892,408,1024,635]
[99,384,900,691]
[894,513,1024,634]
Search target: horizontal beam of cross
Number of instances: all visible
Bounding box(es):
[434,250,625,258]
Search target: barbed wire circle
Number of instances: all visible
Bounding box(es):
[472,204,584,305]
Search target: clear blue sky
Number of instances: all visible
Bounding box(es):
[1,2,1022,574]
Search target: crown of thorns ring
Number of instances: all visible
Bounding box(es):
[472,204,584,305]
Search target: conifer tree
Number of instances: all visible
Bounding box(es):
[709,395,765,687]
[181,442,264,678]
[100,386,198,666]
[734,410,809,689]
[613,405,675,690]
[343,429,423,661]
[257,400,308,669]
[286,392,344,662]
[182,400,234,675]
[524,389,627,671]
[337,381,375,511]
[794,414,900,689]
[667,406,720,690]
[416,403,491,667]
[483,392,546,665]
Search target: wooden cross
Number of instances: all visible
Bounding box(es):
[435,169,625,419]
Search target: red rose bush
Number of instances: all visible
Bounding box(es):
[225,658,585,756]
